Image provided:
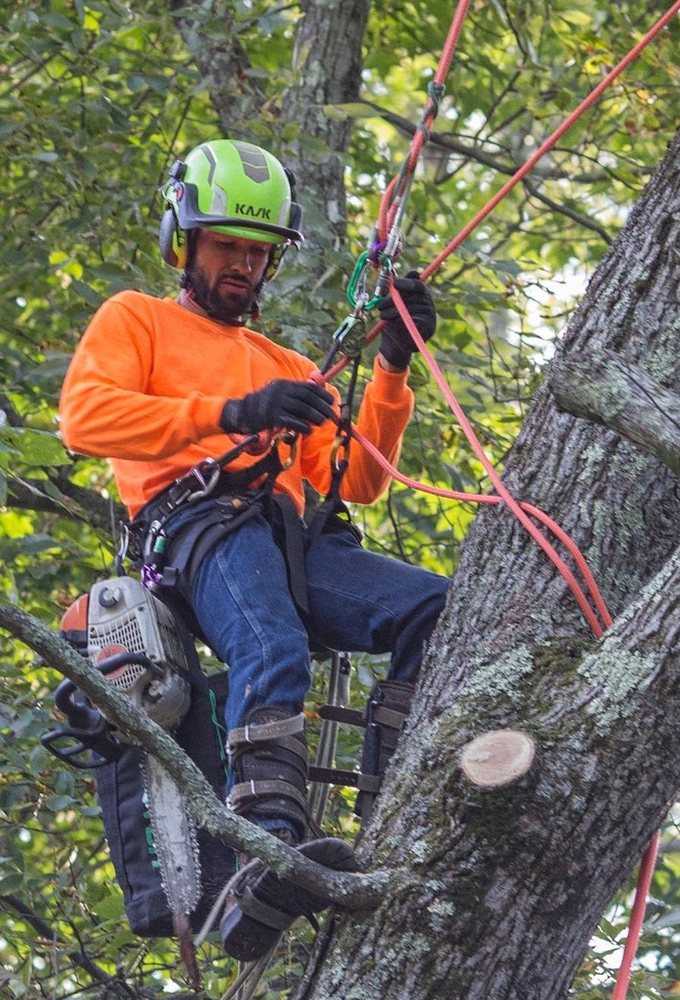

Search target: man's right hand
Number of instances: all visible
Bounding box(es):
[220,379,336,437]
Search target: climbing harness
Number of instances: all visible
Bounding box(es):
[125,432,290,584]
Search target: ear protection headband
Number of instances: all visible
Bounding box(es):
[158,160,189,268]
[262,166,302,281]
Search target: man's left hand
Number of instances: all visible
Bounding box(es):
[377,271,436,371]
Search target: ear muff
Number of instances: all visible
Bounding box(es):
[262,202,302,281]
[158,206,187,269]
[283,166,303,242]
[288,200,303,237]
[264,245,286,282]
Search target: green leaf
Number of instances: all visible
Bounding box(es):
[44,794,75,812]
[70,277,104,307]
[0,427,68,467]
[0,873,25,893]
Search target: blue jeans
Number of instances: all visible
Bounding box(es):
[183,509,448,732]
[163,498,448,835]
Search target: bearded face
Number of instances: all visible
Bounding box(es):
[184,230,272,323]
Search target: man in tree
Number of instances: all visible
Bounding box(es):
[58,138,448,959]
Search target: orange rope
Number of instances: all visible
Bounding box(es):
[611,833,660,1000]
[378,0,473,242]
[421,0,680,282]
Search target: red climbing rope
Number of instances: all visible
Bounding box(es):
[377,0,473,243]
[334,4,679,992]
[611,832,661,1000]
[353,277,615,637]
[421,0,680,282]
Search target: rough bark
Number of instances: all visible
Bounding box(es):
[282,0,371,249]
[293,132,680,998]
[167,0,266,133]
[168,0,369,252]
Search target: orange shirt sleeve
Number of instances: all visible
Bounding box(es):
[299,358,413,505]
[60,290,415,515]
[59,293,224,460]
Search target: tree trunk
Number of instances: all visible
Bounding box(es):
[294,132,680,999]
[282,0,370,250]
[169,0,369,252]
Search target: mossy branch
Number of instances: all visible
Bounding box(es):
[550,349,680,476]
[0,600,389,911]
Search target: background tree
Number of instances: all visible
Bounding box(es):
[1,1,679,997]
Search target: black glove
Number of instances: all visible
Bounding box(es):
[220,379,336,437]
[377,270,436,370]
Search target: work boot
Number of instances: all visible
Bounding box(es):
[220,837,357,961]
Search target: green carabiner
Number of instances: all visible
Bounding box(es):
[346,251,371,309]
[346,251,394,311]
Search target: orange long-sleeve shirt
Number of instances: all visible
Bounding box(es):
[59,290,414,519]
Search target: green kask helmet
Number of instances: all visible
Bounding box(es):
[159,139,303,277]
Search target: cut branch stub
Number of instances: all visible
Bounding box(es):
[460,729,536,788]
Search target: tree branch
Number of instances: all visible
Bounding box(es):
[549,349,680,477]
[522,176,612,244]
[0,601,390,911]
[6,468,124,534]
[0,894,139,997]
[357,99,644,185]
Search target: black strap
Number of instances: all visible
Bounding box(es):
[305,461,349,544]
[318,705,366,728]
[306,357,359,544]
[132,448,282,541]
[238,886,296,931]
[308,765,382,792]
[267,493,310,615]
[229,779,309,814]
[156,496,263,602]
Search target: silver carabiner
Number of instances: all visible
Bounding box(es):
[186,460,221,502]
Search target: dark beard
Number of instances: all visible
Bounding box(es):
[184,263,258,324]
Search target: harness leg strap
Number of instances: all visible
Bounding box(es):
[227,707,309,844]
[355,680,416,824]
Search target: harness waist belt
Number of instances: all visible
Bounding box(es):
[131,449,280,538]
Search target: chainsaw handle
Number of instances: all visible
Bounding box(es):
[41,722,122,769]
[54,652,162,718]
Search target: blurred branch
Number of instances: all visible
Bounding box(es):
[359,99,651,185]
[7,468,124,533]
[522,176,612,244]
[0,894,141,998]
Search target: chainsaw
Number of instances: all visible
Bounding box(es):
[44,577,201,985]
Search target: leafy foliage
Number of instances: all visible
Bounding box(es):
[0,0,678,996]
